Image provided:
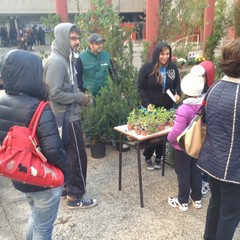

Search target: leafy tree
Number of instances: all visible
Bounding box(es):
[40,14,60,43]
[76,0,140,142]
[159,0,206,43]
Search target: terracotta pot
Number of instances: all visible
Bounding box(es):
[141,130,147,136]
[127,124,134,131]
[135,129,141,135]
[159,124,165,131]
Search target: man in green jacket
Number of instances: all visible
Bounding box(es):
[76,33,114,96]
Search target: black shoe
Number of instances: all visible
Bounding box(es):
[145,159,154,171]
[67,197,98,209]
[154,158,161,169]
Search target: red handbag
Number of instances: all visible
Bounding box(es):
[0,101,64,188]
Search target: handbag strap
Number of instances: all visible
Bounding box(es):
[28,101,49,138]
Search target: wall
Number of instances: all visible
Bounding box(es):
[0,0,145,15]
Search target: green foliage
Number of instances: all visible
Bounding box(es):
[205,0,231,61]
[82,77,140,142]
[140,40,151,65]
[77,0,140,142]
[213,56,223,80]
[159,0,206,43]
[40,14,60,43]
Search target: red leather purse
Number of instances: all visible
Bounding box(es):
[0,101,64,188]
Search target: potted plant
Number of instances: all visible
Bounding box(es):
[81,95,108,158]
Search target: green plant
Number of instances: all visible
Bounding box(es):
[77,0,140,143]
[140,40,151,65]
[40,14,60,43]
[159,0,206,43]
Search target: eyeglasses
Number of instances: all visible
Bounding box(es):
[70,36,80,41]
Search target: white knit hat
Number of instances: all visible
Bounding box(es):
[181,73,205,96]
[190,65,205,76]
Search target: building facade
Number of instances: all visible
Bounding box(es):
[0,0,145,29]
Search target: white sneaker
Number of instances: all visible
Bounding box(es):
[201,181,210,195]
[168,197,189,212]
[190,197,202,209]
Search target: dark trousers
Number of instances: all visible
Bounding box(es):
[174,149,202,204]
[66,120,87,199]
[143,143,164,160]
[204,177,240,240]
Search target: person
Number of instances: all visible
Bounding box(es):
[0,49,70,239]
[167,72,204,212]
[190,60,215,195]
[43,23,97,209]
[197,37,240,240]
[138,42,181,170]
[26,28,35,51]
[75,33,114,96]
[38,27,46,45]
[17,28,27,50]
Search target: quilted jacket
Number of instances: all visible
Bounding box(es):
[0,50,70,192]
[197,78,240,184]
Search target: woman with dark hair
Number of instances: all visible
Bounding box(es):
[197,37,240,240]
[138,42,181,170]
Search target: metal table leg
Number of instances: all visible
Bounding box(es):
[136,141,144,208]
[162,141,166,176]
[118,134,123,191]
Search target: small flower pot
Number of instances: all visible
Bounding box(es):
[90,142,106,159]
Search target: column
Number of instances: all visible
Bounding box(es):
[55,0,69,23]
[203,0,215,55]
[146,0,160,59]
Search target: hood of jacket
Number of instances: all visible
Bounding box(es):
[51,22,75,60]
[0,49,47,100]
[152,42,172,66]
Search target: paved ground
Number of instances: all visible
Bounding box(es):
[1,145,240,240]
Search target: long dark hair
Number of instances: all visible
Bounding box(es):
[150,44,171,84]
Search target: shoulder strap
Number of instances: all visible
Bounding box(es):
[29,101,49,137]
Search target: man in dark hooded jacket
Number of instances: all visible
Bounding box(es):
[0,50,70,239]
[43,23,97,209]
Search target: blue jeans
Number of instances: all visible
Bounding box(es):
[25,185,63,240]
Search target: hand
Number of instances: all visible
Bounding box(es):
[81,94,92,106]
[85,97,93,107]
[147,104,154,112]
[174,94,180,102]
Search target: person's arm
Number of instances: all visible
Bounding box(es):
[75,57,87,92]
[172,64,181,102]
[167,107,188,143]
[137,64,152,108]
[44,60,90,106]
